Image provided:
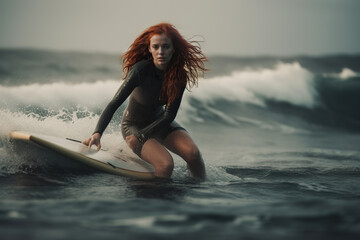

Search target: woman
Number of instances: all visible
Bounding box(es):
[83,23,207,179]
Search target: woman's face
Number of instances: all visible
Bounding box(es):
[149,34,175,71]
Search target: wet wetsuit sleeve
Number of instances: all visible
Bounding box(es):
[134,87,185,143]
[93,69,140,135]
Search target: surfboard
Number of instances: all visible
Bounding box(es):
[9,131,155,179]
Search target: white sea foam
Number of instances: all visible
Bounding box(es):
[0,80,120,110]
[0,109,97,139]
[323,67,359,80]
[339,68,358,80]
[192,62,316,108]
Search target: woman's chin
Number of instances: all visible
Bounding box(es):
[154,62,168,70]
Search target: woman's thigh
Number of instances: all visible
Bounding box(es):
[163,129,200,161]
[141,138,174,169]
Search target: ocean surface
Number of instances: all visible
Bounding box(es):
[1,49,360,240]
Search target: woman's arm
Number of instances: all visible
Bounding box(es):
[93,68,140,136]
[83,68,139,149]
[134,87,185,144]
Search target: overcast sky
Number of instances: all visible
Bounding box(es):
[1,0,359,56]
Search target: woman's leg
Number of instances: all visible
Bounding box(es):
[122,122,174,179]
[141,139,174,178]
[164,130,206,180]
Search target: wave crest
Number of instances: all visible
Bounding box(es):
[193,62,316,108]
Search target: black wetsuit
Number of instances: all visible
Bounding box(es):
[93,59,186,155]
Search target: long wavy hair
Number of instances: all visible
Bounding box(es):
[121,23,208,104]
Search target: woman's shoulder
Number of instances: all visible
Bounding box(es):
[132,59,153,73]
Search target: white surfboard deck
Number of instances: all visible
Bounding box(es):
[9,131,155,179]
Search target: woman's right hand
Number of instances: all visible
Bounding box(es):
[82,132,101,151]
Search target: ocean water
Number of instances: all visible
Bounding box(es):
[1,49,360,239]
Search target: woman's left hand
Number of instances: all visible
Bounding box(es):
[125,134,140,151]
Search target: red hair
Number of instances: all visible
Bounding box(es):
[121,23,208,104]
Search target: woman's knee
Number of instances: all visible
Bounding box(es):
[155,157,174,178]
[140,139,174,178]
[184,145,202,164]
